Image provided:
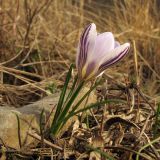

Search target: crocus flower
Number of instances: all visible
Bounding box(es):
[76,23,130,81]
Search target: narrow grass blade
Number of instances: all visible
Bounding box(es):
[136,136,160,160]
[105,146,152,160]
[64,74,78,104]
[70,80,100,115]
[58,81,84,121]
[40,108,45,133]
[153,103,160,138]
[51,64,73,128]
[87,145,115,160]
[15,114,22,148]
[60,99,125,131]
[51,81,84,135]
[39,108,45,148]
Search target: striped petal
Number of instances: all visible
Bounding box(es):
[76,23,97,74]
[87,32,115,64]
[98,43,130,74]
[76,23,130,81]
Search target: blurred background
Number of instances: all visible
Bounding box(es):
[0,0,160,106]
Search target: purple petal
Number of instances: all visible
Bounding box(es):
[84,61,97,79]
[87,32,114,64]
[76,23,97,72]
[98,43,130,74]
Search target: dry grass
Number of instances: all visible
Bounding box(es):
[0,0,160,159]
[0,0,159,106]
[0,0,160,106]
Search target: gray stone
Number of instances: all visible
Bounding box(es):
[0,87,96,149]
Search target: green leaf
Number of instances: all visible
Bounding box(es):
[70,80,100,116]
[51,81,84,135]
[64,74,78,104]
[51,64,73,129]
[136,136,160,160]
[39,108,45,135]
[15,114,22,148]
[152,103,160,138]
[39,108,45,147]
[60,99,125,131]
[46,83,57,94]
[86,145,115,160]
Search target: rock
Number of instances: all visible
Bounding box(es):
[0,87,96,149]
[0,107,38,149]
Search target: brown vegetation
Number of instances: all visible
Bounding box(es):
[0,0,160,159]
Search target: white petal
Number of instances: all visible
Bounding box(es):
[87,32,114,65]
[114,41,120,48]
